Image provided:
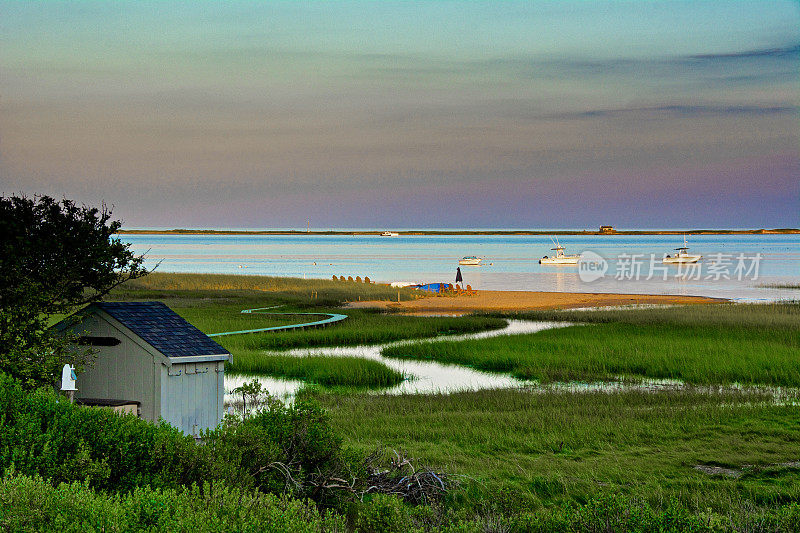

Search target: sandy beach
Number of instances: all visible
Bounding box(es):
[346,290,722,313]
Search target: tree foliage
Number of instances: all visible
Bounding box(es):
[0,195,149,388]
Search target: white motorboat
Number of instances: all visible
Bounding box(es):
[663,235,702,264]
[381,231,400,237]
[539,237,580,264]
[459,256,482,266]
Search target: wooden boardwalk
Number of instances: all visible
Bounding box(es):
[207,306,347,337]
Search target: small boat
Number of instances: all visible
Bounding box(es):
[539,237,580,264]
[663,235,702,264]
[459,256,482,266]
[381,231,400,237]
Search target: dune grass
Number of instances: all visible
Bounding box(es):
[229,353,404,388]
[383,303,800,386]
[313,388,800,511]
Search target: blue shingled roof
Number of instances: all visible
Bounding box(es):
[93,302,229,358]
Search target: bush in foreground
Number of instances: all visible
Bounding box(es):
[3,473,800,532]
[0,373,206,492]
[0,473,345,533]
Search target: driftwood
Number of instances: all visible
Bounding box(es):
[267,447,453,505]
[357,448,452,505]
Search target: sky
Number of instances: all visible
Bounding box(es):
[1,1,798,229]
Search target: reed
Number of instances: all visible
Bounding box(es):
[117,271,420,306]
[312,387,800,509]
[229,353,404,388]
[490,301,800,330]
[383,303,800,386]
[215,310,506,351]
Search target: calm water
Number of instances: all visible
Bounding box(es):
[223,319,800,403]
[225,320,566,402]
[123,233,800,301]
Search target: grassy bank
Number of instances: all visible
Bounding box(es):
[213,311,504,387]
[117,271,421,306]
[107,272,505,387]
[229,354,404,387]
[214,310,506,351]
[383,303,800,386]
[313,387,800,513]
[492,301,800,329]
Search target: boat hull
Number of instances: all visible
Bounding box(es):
[459,259,482,266]
[539,256,580,265]
[662,256,701,264]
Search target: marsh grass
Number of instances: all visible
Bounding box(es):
[491,302,800,330]
[215,310,506,351]
[105,272,505,385]
[383,303,800,386]
[108,271,506,351]
[312,388,800,509]
[117,271,420,306]
[230,353,404,387]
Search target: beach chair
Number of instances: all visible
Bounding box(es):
[332,275,337,281]
[364,276,370,284]
[355,276,362,283]
[347,276,354,282]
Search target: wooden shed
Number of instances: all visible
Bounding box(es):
[55,302,230,436]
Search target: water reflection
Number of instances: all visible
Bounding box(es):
[225,320,567,402]
[123,233,800,302]
[224,319,799,406]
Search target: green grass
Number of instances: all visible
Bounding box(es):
[383,303,800,386]
[490,301,800,330]
[312,388,800,511]
[104,272,506,387]
[229,353,404,387]
[117,271,422,306]
[211,311,504,386]
[112,272,506,351]
[214,310,506,351]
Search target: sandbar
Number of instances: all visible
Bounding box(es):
[345,290,722,313]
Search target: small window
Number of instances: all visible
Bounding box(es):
[77,336,121,346]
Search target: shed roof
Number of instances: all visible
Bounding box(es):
[89,302,230,359]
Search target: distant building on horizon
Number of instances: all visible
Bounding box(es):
[599,226,616,234]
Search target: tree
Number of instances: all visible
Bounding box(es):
[0,195,149,388]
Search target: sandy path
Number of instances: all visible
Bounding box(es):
[345,290,722,313]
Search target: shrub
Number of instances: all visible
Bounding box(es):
[205,396,362,507]
[355,494,410,533]
[0,373,210,492]
[0,472,346,532]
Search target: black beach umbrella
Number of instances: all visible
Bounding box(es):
[455,267,463,285]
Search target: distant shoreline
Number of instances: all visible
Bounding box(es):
[118,228,800,236]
